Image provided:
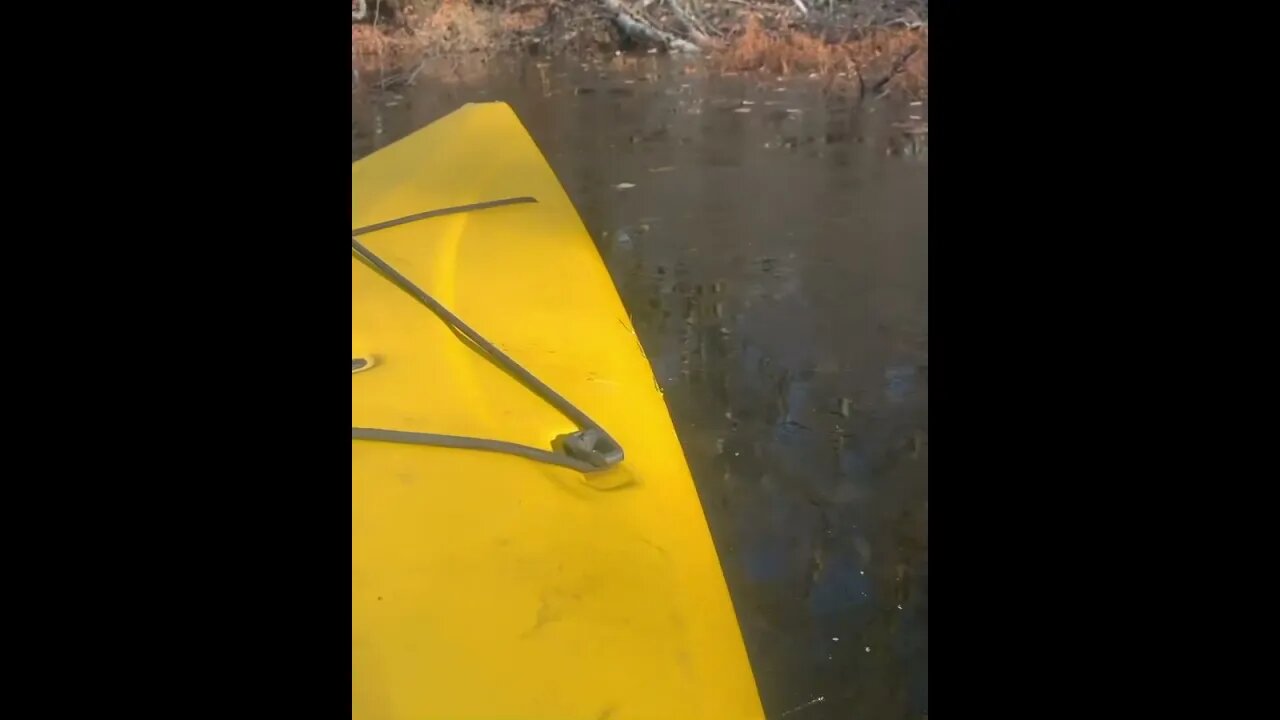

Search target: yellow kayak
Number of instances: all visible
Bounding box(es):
[352,102,765,719]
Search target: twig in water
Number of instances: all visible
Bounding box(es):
[779,695,827,718]
[406,56,430,85]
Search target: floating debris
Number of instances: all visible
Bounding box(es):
[614,182,636,190]
[836,397,852,417]
[832,637,839,642]
[733,107,752,113]
[865,646,871,653]
[780,696,827,718]
[648,166,676,173]
[893,120,929,130]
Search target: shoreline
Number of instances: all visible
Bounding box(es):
[353,1,927,100]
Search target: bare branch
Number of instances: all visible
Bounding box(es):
[667,0,717,46]
[599,0,702,53]
[887,9,926,30]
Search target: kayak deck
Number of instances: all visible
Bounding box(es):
[352,102,764,719]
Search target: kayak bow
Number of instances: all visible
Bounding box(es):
[352,101,764,719]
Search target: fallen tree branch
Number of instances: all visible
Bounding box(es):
[667,0,718,46]
[599,0,701,53]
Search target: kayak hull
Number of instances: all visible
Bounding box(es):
[352,102,764,719]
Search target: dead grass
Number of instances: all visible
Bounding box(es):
[420,0,499,54]
[499,3,550,34]
[352,0,500,62]
[715,15,927,96]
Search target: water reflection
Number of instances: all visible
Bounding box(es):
[354,55,927,720]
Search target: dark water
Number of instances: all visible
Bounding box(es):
[353,54,928,720]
